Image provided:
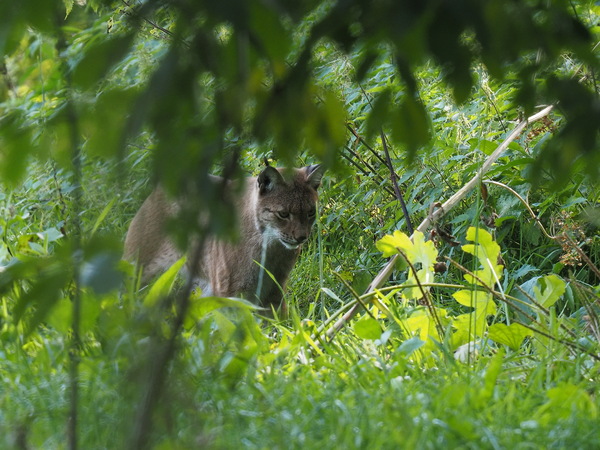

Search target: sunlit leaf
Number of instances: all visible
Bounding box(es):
[452,290,497,339]
[533,274,566,309]
[488,323,533,350]
[376,230,412,258]
[462,227,503,287]
[376,230,437,268]
[353,316,382,340]
[403,308,447,342]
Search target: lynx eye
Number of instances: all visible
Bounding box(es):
[275,211,290,220]
[308,209,316,219]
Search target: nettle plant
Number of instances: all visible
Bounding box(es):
[352,226,576,363]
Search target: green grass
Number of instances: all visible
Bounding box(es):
[2,156,600,448]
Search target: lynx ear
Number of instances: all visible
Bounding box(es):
[257,166,284,194]
[305,164,324,190]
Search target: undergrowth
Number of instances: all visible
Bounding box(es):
[1,1,599,448]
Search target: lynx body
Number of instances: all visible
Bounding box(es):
[123,165,324,308]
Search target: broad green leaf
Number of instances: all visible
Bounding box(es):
[376,230,412,258]
[0,114,35,187]
[376,230,437,268]
[365,88,392,140]
[462,227,503,286]
[80,89,138,158]
[81,252,122,295]
[533,274,566,309]
[187,295,258,324]
[377,231,437,301]
[390,96,431,157]
[13,260,71,335]
[403,308,447,341]
[452,290,497,339]
[412,231,438,269]
[143,257,186,306]
[404,310,433,341]
[397,336,425,356]
[488,323,533,350]
[37,227,63,243]
[354,316,382,340]
[453,289,497,313]
[403,267,434,301]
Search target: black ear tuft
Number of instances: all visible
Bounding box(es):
[257,166,284,194]
[305,164,325,190]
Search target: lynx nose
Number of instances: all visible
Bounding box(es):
[295,234,308,244]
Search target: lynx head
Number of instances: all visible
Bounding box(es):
[256,165,324,249]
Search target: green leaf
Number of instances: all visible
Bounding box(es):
[376,230,412,258]
[81,88,139,158]
[533,274,566,309]
[403,309,445,341]
[376,230,437,268]
[0,114,35,188]
[453,289,496,312]
[488,323,533,350]
[72,34,135,90]
[480,347,505,404]
[47,292,101,334]
[365,88,392,140]
[11,256,71,335]
[535,383,597,425]
[462,227,503,287]
[143,256,186,307]
[452,289,497,339]
[391,96,431,157]
[353,316,382,340]
[64,0,74,17]
[90,197,116,237]
[377,231,438,301]
[397,336,425,356]
[185,295,259,329]
[81,252,122,295]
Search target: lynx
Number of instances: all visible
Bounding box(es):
[123,165,324,309]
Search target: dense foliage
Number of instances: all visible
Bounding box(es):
[1,0,599,448]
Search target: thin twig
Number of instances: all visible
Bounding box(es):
[394,247,443,337]
[121,0,187,46]
[341,146,394,197]
[380,129,414,234]
[346,124,388,166]
[563,233,600,282]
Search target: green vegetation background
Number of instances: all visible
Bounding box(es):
[1,0,599,448]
